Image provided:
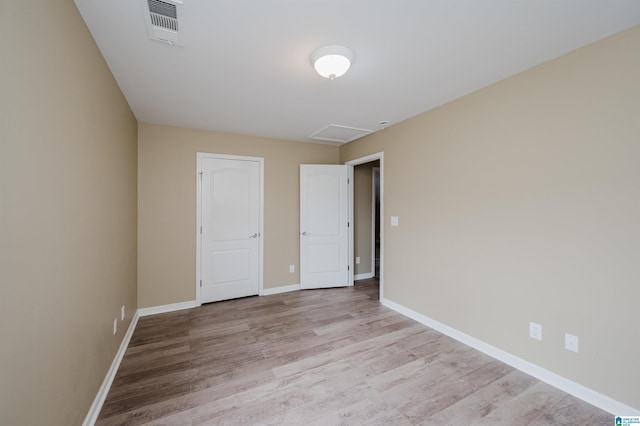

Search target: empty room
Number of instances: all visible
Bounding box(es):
[1,1,639,425]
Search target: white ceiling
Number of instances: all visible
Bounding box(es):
[74,0,640,145]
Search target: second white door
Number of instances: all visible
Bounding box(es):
[199,156,261,303]
[300,164,350,289]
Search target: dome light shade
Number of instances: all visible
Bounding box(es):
[311,45,354,80]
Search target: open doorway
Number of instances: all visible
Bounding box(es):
[373,166,380,279]
[347,153,383,300]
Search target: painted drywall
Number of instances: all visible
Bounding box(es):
[0,1,138,425]
[354,162,378,276]
[137,123,339,308]
[340,26,640,409]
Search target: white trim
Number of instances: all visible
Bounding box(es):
[196,153,265,304]
[346,152,383,165]
[83,311,139,426]
[196,154,203,303]
[348,165,354,286]
[345,152,384,300]
[260,283,301,296]
[259,158,265,296]
[354,272,374,281]
[138,300,198,317]
[381,297,640,416]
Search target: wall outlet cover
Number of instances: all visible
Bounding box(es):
[529,322,542,341]
[565,333,579,353]
[289,264,295,273]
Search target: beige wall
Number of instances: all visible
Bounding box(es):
[138,123,339,308]
[1,2,635,421]
[341,26,640,409]
[353,162,378,276]
[0,1,138,425]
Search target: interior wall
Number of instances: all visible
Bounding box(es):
[138,123,339,308]
[353,161,378,276]
[340,26,640,409]
[0,2,138,425]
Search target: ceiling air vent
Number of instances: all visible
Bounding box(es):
[142,0,182,45]
[149,0,178,30]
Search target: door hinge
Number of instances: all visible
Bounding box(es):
[199,171,203,179]
[200,226,202,234]
[348,265,350,271]
[200,280,202,287]
[347,221,350,228]
[347,178,350,184]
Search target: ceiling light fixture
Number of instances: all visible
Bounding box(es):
[311,45,354,80]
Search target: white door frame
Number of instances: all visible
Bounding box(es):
[196,152,264,305]
[345,152,384,300]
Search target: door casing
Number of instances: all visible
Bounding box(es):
[346,152,384,301]
[196,152,264,305]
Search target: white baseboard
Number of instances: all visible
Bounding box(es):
[354,272,375,281]
[381,297,639,416]
[83,311,139,426]
[138,300,199,317]
[261,283,301,296]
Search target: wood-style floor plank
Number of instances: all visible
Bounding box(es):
[96,279,612,425]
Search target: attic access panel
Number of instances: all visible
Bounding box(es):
[309,124,372,145]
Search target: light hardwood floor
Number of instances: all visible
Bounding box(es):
[96,279,611,425]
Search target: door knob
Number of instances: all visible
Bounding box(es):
[249,233,258,238]
[301,231,310,235]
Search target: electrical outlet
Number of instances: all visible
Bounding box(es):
[113,318,118,335]
[121,305,125,321]
[289,264,295,273]
[529,322,542,341]
[565,333,579,353]
[356,256,360,264]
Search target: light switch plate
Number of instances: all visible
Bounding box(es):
[289,264,295,273]
[391,216,399,226]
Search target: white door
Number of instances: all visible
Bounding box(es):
[199,156,262,303]
[300,165,350,289]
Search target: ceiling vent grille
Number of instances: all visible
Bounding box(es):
[148,0,178,31]
[142,0,182,45]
